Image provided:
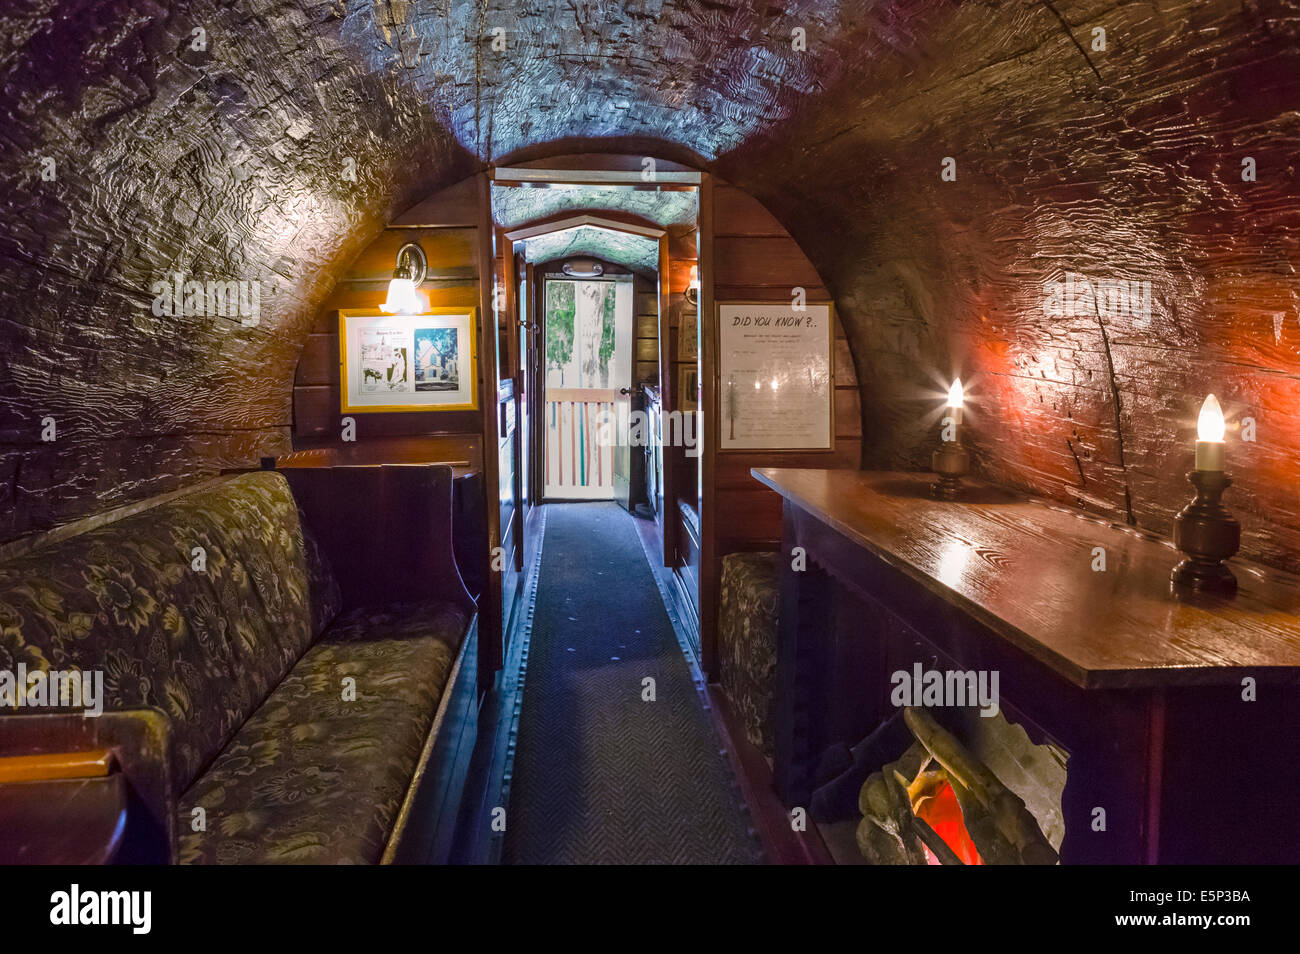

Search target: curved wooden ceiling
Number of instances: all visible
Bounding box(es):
[2,1,1298,570]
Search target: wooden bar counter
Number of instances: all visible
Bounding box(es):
[753,468,1300,864]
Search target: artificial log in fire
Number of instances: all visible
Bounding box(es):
[856,708,1058,865]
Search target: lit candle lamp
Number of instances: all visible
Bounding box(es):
[945,377,964,437]
[1172,393,1240,595]
[1194,393,1225,471]
[931,377,970,499]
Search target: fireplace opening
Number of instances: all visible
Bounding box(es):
[815,706,1066,865]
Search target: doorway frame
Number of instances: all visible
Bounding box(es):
[501,214,671,522]
[536,270,635,503]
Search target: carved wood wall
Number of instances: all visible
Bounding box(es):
[4,0,1297,585]
[718,1,1300,573]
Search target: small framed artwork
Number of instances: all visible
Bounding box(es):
[339,308,478,413]
[678,364,699,412]
[678,308,698,361]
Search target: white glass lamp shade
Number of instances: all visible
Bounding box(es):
[381,276,422,315]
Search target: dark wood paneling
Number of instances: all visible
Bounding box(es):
[714,237,823,289]
[635,313,658,339]
[291,181,486,468]
[343,228,479,281]
[310,285,481,332]
[699,177,851,676]
[294,333,340,387]
[835,388,862,438]
[714,284,831,302]
[714,185,788,237]
[391,176,481,228]
[292,385,481,440]
[279,434,482,469]
[476,173,505,681]
[283,464,475,617]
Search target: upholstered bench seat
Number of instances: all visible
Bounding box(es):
[177,600,468,864]
[718,551,780,758]
[0,467,477,864]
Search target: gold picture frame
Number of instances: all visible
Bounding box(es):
[339,307,479,413]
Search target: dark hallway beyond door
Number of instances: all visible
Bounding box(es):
[502,503,761,864]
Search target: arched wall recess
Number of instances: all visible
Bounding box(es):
[289,158,858,673]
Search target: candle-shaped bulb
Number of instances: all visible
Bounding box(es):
[1198,394,1224,442]
[1195,393,1225,471]
[942,378,963,441]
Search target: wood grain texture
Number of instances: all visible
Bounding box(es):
[754,468,1300,689]
[720,0,1300,574]
[5,0,1296,587]
[290,209,484,442]
[708,176,858,602]
[0,0,475,541]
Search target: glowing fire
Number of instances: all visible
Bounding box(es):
[908,765,983,865]
[947,377,964,408]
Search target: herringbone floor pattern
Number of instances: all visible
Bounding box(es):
[502,503,763,864]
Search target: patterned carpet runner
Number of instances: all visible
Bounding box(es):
[503,503,762,864]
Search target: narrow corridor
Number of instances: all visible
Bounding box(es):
[502,504,761,864]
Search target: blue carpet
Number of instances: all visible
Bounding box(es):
[503,503,763,864]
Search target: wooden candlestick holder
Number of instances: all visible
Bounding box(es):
[1171,470,1240,596]
[931,441,969,500]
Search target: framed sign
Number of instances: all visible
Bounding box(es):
[339,308,478,413]
[678,308,698,361]
[717,301,834,451]
[678,364,699,412]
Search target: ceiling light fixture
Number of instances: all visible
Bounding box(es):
[562,259,604,278]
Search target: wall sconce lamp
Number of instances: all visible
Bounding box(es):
[685,265,700,307]
[380,242,428,315]
[931,378,970,499]
[1171,393,1240,595]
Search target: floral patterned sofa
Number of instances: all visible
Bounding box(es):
[0,466,477,864]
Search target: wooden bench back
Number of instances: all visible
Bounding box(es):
[280,464,476,619]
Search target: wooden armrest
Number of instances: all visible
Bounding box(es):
[0,711,174,863]
[0,775,128,864]
[0,748,114,783]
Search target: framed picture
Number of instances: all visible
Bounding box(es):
[339,308,478,413]
[717,300,834,451]
[678,364,699,412]
[678,308,698,361]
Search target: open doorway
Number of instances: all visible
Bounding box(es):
[491,170,702,658]
[541,273,633,500]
